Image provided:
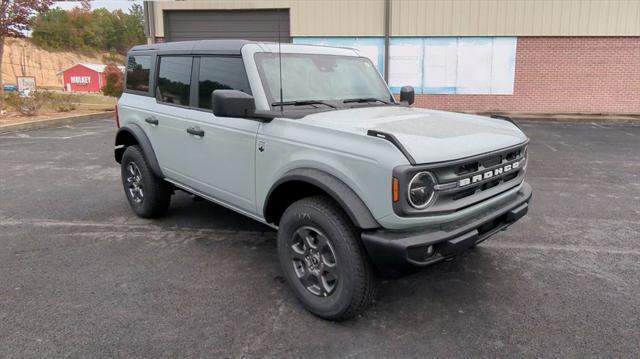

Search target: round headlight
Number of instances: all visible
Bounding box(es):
[407,171,436,209]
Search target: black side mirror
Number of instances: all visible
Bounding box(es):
[212,90,255,118]
[400,86,415,106]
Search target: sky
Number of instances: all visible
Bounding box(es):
[54,1,143,13]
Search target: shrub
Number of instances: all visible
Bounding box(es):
[52,93,78,112]
[5,91,52,116]
[102,63,124,98]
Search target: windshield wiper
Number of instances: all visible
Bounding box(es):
[343,97,393,105]
[271,100,336,109]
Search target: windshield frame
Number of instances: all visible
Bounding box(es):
[253,52,395,109]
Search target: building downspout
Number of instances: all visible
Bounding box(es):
[143,1,156,44]
[384,0,391,82]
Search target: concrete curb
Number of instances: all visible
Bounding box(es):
[473,112,640,124]
[0,111,114,134]
[512,117,640,125]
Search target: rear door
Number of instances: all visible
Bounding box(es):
[145,55,196,182]
[121,53,168,163]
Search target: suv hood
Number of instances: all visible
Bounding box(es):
[299,106,528,164]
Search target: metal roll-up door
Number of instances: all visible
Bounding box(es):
[164,9,290,42]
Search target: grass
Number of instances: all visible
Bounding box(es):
[71,93,117,111]
[1,90,117,119]
[35,91,117,112]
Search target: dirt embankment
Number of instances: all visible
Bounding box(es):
[2,38,118,88]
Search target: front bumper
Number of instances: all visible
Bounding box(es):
[361,182,532,275]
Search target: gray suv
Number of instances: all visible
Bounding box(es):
[115,40,532,320]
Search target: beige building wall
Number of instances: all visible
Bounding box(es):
[150,0,386,38]
[391,0,640,36]
[150,0,640,38]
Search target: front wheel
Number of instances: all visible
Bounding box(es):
[277,196,378,321]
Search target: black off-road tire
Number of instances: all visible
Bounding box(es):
[120,145,171,218]
[277,195,378,321]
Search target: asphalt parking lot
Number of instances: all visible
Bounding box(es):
[1,117,639,358]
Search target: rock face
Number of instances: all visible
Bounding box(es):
[2,38,118,88]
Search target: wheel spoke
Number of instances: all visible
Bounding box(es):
[292,259,306,278]
[294,227,310,239]
[320,274,336,295]
[322,261,338,276]
[300,271,316,288]
[295,227,318,250]
[315,233,329,251]
[289,245,306,261]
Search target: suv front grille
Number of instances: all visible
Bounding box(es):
[426,143,527,214]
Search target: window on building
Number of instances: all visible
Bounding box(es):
[157,56,193,106]
[388,37,517,95]
[125,55,151,92]
[198,57,251,110]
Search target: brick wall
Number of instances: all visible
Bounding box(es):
[413,37,640,115]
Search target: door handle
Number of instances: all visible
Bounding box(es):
[145,117,159,125]
[186,126,205,137]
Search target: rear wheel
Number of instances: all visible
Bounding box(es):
[120,146,171,218]
[277,196,378,321]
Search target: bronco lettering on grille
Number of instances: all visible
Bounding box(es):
[459,161,519,187]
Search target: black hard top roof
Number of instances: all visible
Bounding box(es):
[129,39,261,55]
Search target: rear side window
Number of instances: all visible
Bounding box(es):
[126,55,151,92]
[157,56,193,106]
[198,57,251,110]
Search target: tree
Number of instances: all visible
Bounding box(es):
[31,5,144,54]
[31,8,77,50]
[0,0,53,113]
[102,63,123,98]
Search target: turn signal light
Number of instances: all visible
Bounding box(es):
[392,177,399,202]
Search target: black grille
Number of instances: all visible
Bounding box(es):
[455,162,479,176]
[481,155,501,168]
[506,149,522,161]
[430,144,527,207]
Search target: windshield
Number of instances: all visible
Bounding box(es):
[254,53,392,106]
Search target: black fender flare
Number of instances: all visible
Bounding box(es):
[114,124,164,178]
[264,168,380,229]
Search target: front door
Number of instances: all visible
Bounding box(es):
[155,55,260,215]
[181,110,260,214]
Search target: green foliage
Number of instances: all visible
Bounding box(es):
[102,64,124,98]
[31,5,145,55]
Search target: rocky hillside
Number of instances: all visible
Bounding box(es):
[2,38,122,88]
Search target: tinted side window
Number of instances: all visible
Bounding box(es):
[198,57,251,110]
[126,55,151,92]
[157,56,192,106]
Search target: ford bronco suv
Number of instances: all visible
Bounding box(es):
[115,40,532,320]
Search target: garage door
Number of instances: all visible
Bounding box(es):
[164,10,290,42]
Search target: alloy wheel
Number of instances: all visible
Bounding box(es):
[290,226,339,297]
[126,162,144,203]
